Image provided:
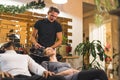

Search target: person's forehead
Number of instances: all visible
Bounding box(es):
[49,11,58,15]
[46,48,53,51]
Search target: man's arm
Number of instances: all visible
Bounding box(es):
[30,28,42,48]
[50,32,62,48]
[28,55,47,76]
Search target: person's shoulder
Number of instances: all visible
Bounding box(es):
[20,54,34,60]
[54,20,61,26]
[35,18,47,24]
[38,18,47,22]
[18,54,29,57]
[54,20,60,24]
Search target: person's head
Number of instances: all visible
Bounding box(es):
[3,41,15,50]
[44,47,56,56]
[9,29,14,33]
[47,6,60,22]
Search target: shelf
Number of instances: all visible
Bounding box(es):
[63,56,79,59]
[109,8,120,16]
[63,56,79,62]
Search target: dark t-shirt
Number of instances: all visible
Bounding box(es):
[34,18,62,48]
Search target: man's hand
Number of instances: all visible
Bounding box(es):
[0,72,14,78]
[34,43,42,49]
[42,71,55,78]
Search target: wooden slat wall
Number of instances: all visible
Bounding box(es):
[0,11,72,46]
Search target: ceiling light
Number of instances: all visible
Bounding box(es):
[52,0,68,4]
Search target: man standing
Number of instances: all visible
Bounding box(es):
[31,6,63,49]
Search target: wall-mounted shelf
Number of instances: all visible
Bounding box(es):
[109,8,120,16]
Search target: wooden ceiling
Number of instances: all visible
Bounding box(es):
[83,2,96,13]
[83,2,96,18]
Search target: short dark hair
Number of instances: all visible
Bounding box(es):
[3,41,15,49]
[48,6,60,14]
[9,29,14,33]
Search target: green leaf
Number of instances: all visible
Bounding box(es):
[75,43,84,55]
[90,43,96,58]
[0,1,45,14]
[94,0,101,12]
[75,40,105,70]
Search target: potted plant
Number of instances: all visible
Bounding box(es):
[57,34,68,56]
[62,34,68,45]
[75,40,106,70]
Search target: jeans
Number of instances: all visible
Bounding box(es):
[77,69,108,80]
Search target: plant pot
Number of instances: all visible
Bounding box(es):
[58,45,67,56]
[83,53,90,69]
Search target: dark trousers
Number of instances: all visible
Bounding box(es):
[77,69,108,80]
[2,75,66,80]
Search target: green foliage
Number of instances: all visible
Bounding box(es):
[0,1,45,14]
[94,0,118,12]
[75,40,105,70]
[62,34,68,45]
[94,14,104,27]
[94,0,118,26]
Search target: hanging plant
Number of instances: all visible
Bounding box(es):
[94,14,104,27]
[94,0,118,13]
[94,0,119,26]
[62,34,68,45]
[0,0,45,14]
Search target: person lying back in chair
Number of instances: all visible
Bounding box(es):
[41,47,108,80]
[0,41,66,80]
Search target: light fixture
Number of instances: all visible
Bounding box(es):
[52,0,68,4]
